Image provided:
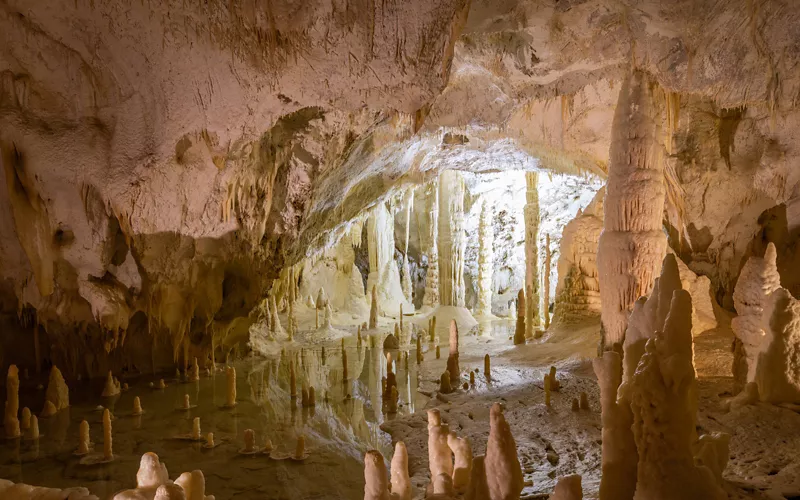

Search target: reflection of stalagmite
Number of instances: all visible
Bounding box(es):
[103,409,113,461]
[25,415,39,440]
[421,180,440,309]
[287,300,296,341]
[370,286,379,329]
[438,171,467,307]
[226,366,237,407]
[446,320,460,381]
[514,289,526,345]
[5,365,20,438]
[476,199,494,317]
[77,420,90,455]
[597,70,668,348]
[102,370,121,397]
[439,371,452,394]
[133,397,143,416]
[484,354,490,379]
[189,358,200,382]
[525,172,540,337]
[485,403,523,500]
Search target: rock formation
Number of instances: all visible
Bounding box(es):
[446,319,460,382]
[438,171,469,313]
[4,365,20,438]
[525,171,541,337]
[513,289,526,345]
[367,202,408,317]
[484,403,523,500]
[420,180,440,310]
[550,475,582,500]
[597,70,668,348]
[476,199,494,317]
[43,365,69,414]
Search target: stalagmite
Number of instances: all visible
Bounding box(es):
[5,365,20,438]
[446,319,460,381]
[133,397,143,416]
[243,429,256,453]
[435,345,440,359]
[226,366,237,407]
[514,289,526,345]
[366,202,407,317]
[629,289,725,499]
[191,418,201,440]
[525,171,541,338]
[316,287,329,310]
[323,303,333,329]
[484,354,490,378]
[416,335,423,363]
[270,296,285,337]
[421,180,440,309]
[386,386,399,414]
[370,285,379,329]
[102,371,121,397]
[485,403,523,500]
[544,233,551,330]
[182,394,191,410]
[401,192,414,303]
[103,409,113,461]
[189,358,200,382]
[429,316,437,342]
[205,433,215,448]
[77,420,90,455]
[301,386,309,407]
[25,415,39,440]
[20,410,33,436]
[439,371,452,394]
[548,366,560,391]
[438,170,468,308]
[550,475,582,500]
[448,434,473,492]
[342,346,348,381]
[44,366,69,413]
[390,442,412,500]
[544,374,551,407]
[470,371,475,385]
[41,400,57,418]
[427,409,454,481]
[476,199,495,317]
[593,351,636,500]
[158,379,166,389]
[466,456,490,500]
[363,450,390,500]
[597,69,668,348]
[175,470,213,500]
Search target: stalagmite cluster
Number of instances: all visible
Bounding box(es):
[732,242,800,402]
[113,452,213,500]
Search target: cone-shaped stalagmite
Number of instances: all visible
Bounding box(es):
[597,69,668,348]
[369,285,379,329]
[485,403,523,499]
[103,408,113,460]
[390,442,412,500]
[225,366,237,407]
[44,365,69,413]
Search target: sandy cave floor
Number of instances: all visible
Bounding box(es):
[1,315,800,499]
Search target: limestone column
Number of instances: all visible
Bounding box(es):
[543,233,551,329]
[524,172,540,337]
[597,69,668,349]
[366,202,406,316]
[476,199,494,316]
[401,189,414,303]
[438,170,466,307]
[420,180,440,309]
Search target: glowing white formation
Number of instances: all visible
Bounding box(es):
[438,170,466,307]
[420,180,440,309]
[476,199,494,317]
[366,202,408,317]
[524,171,540,336]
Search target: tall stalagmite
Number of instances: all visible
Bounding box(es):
[438,170,466,307]
[476,199,494,317]
[597,69,667,348]
[524,171,540,337]
[401,189,414,303]
[543,233,551,329]
[367,202,408,317]
[420,180,440,309]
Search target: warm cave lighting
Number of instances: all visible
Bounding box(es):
[1,3,794,499]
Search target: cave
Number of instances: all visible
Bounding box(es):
[1,1,800,499]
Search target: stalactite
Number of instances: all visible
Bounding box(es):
[476,199,494,317]
[438,170,466,307]
[597,69,668,349]
[421,180,440,309]
[525,171,541,337]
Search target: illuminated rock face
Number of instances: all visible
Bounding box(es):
[438,170,467,308]
[367,202,410,318]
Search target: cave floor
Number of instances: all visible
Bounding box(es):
[1,316,800,499]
